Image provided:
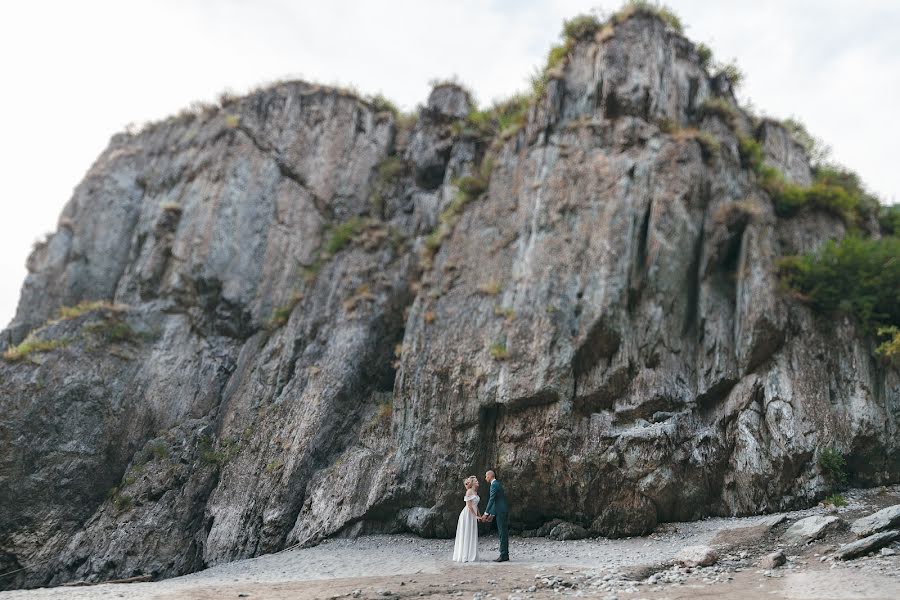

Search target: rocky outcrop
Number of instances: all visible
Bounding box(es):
[1,12,898,590]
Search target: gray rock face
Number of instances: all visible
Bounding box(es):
[1,13,898,590]
[850,504,900,537]
[759,120,812,186]
[783,516,843,545]
[833,530,900,561]
[426,84,472,120]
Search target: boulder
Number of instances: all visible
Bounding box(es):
[674,545,718,567]
[783,516,843,545]
[850,504,900,538]
[758,550,786,569]
[833,530,900,561]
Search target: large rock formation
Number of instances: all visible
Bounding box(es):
[1,13,897,590]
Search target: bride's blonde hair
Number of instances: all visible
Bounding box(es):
[463,475,478,489]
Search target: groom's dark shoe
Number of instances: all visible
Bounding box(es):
[494,556,509,562]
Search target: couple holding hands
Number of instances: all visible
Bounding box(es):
[451,470,509,563]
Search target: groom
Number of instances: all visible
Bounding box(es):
[480,469,509,562]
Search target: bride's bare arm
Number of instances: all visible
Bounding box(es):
[467,498,479,517]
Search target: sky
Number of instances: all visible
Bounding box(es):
[2,0,898,328]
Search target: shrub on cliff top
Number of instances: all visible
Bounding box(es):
[714,60,744,90]
[562,14,602,40]
[613,1,684,34]
[739,135,880,228]
[696,43,713,69]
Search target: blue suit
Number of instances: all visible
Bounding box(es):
[485,479,509,559]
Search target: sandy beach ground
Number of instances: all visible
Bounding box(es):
[2,487,899,600]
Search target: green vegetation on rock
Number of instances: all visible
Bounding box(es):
[818,448,848,487]
[778,235,899,334]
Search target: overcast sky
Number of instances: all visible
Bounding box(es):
[2,0,898,328]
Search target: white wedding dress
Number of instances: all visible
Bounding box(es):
[452,493,479,562]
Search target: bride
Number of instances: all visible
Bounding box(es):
[452,475,481,562]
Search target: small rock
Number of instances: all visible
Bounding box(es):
[759,550,786,569]
[850,505,900,537]
[674,545,718,567]
[783,515,843,545]
[880,547,897,556]
[833,530,900,561]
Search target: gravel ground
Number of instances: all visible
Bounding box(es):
[2,486,899,600]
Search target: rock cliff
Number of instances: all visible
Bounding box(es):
[1,12,897,589]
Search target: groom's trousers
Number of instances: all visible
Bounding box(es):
[495,511,509,558]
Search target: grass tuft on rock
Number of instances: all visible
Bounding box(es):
[612,1,684,34]
[57,300,119,320]
[3,336,69,362]
[489,341,509,360]
[823,493,848,507]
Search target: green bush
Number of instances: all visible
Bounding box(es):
[457,93,530,141]
[109,489,133,514]
[699,98,740,127]
[613,1,684,33]
[715,60,744,89]
[878,204,900,235]
[778,235,900,333]
[377,156,406,182]
[323,217,367,256]
[489,341,509,360]
[367,93,399,116]
[199,436,241,466]
[876,326,900,365]
[562,14,602,40]
[83,319,137,344]
[696,43,713,69]
[818,448,848,486]
[740,135,878,227]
